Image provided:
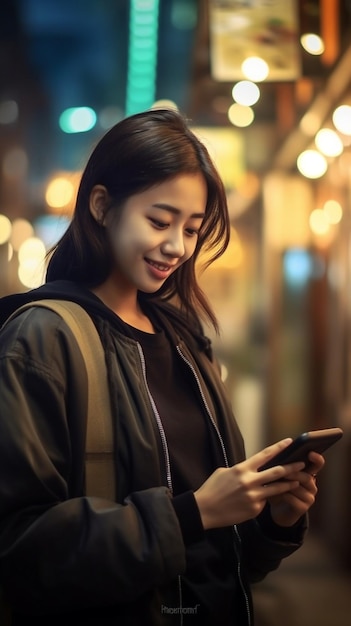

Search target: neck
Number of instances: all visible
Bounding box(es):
[90,281,155,333]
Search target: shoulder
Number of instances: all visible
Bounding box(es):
[0,306,86,385]
[2,304,73,343]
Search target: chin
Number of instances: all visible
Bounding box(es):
[139,287,162,294]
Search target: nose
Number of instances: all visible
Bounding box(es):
[161,228,185,258]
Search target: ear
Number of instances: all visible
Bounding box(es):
[89,185,110,224]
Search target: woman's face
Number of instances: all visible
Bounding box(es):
[105,173,207,294]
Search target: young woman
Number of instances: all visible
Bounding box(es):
[0,108,323,625]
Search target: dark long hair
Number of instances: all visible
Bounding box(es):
[46,108,230,331]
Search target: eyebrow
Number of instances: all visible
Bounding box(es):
[152,203,205,219]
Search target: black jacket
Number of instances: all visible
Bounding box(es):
[0,281,307,625]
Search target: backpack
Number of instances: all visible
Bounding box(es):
[0,299,116,624]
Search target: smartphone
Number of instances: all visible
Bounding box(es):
[258,427,343,472]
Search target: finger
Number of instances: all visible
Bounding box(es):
[307,451,325,475]
[275,490,315,514]
[249,438,293,470]
[287,470,319,490]
[288,484,317,505]
[258,462,305,486]
[286,473,318,498]
[260,479,300,499]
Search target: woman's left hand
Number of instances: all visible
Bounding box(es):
[268,451,325,527]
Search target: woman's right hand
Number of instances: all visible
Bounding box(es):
[194,438,305,530]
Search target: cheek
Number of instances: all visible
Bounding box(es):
[110,233,138,259]
[108,221,151,259]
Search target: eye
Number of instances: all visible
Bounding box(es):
[185,227,200,237]
[149,217,169,229]
[185,220,203,237]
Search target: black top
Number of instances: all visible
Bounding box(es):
[129,325,216,494]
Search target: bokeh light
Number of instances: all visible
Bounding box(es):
[228,103,254,128]
[18,237,47,288]
[59,107,97,133]
[315,128,343,157]
[297,150,328,178]
[241,57,269,82]
[323,200,343,224]
[300,33,325,55]
[45,177,75,209]
[332,105,351,135]
[232,81,260,107]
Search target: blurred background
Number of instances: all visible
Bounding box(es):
[1,0,351,623]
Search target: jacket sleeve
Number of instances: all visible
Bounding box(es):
[0,309,186,613]
[238,511,307,583]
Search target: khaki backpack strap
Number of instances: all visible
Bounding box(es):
[4,299,115,500]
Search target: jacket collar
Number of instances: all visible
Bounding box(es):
[0,280,213,359]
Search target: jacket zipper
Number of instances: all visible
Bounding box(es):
[233,524,252,626]
[176,345,252,626]
[137,343,173,493]
[137,343,184,625]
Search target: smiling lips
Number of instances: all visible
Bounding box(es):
[145,258,176,278]
[147,259,173,271]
